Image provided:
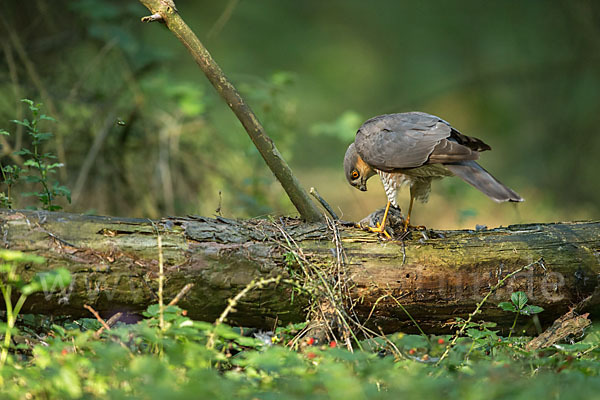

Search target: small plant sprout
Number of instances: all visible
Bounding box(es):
[498,291,544,338]
[4,99,71,211]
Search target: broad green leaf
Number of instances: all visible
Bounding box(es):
[194,321,214,331]
[11,119,31,129]
[178,319,194,328]
[35,132,53,141]
[39,114,57,122]
[47,163,65,169]
[520,305,544,316]
[51,324,67,338]
[511,291,528,310]
[275,321,307,334]
[142,304,181,318]
[234,336,263,347]
[213,324,242,340]
[14,148,32,156]
[466,329,497,340]
[498,302,517,312]
[396,333,429,350]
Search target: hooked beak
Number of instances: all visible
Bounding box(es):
[357,182,367,192]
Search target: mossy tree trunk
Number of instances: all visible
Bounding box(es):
[1,209,599,333]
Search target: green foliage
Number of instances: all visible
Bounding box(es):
[1,100,71,211]
[0,280,596,398]
[499,291,545,316]
[1,307,599,399]
[499,291,544,338]
[0,250,71,367]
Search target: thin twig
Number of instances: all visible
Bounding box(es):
[273,221,362,350]
[106,312,123,327]
[95,312,123,336]
[84,304,111,332]
[168,283,194,306]
[85,307,134,356]
[72,110,119,204]
[215,277,281,327]
[386,292,429,341]
[207,0,240,39]
[207,276,282,349]
[310,187,339,220]
[157,112,177,214]
[158,235,165,332]
[138,0,322,222]
[400,239,407,265]
[66,38,118,102]
[376,326,404,361]
[277,217,384,352]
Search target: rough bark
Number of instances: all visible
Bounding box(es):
[526,311,591,351]
[1,209,599,334]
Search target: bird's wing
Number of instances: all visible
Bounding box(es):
[355,112,479,171]
[415,112,492,153]
[449,129,491,152]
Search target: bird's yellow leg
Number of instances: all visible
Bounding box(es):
[403,195,426,231]
[403,195,414,231]
[369,201,392,239]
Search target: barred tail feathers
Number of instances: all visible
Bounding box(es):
[444,161,523,203]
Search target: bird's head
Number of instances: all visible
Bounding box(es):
[344,142,376,191]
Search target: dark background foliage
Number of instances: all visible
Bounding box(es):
[1,0,599,228]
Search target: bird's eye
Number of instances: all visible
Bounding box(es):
[351,171,359,179]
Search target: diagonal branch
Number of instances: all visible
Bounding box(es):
[138,0,323,222]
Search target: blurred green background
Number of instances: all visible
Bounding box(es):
[1,0,599,229]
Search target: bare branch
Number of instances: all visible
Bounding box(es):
[138,0,323,221]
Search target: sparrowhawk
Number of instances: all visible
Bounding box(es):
[344,112,523,235]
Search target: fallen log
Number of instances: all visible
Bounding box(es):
[1,209,599,334]
[526,310,591,351]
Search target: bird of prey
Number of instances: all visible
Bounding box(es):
[344,112,523,235]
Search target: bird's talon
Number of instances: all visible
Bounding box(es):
[368,225,392,239]
[368,225,383,234]
[402,223,427,232]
